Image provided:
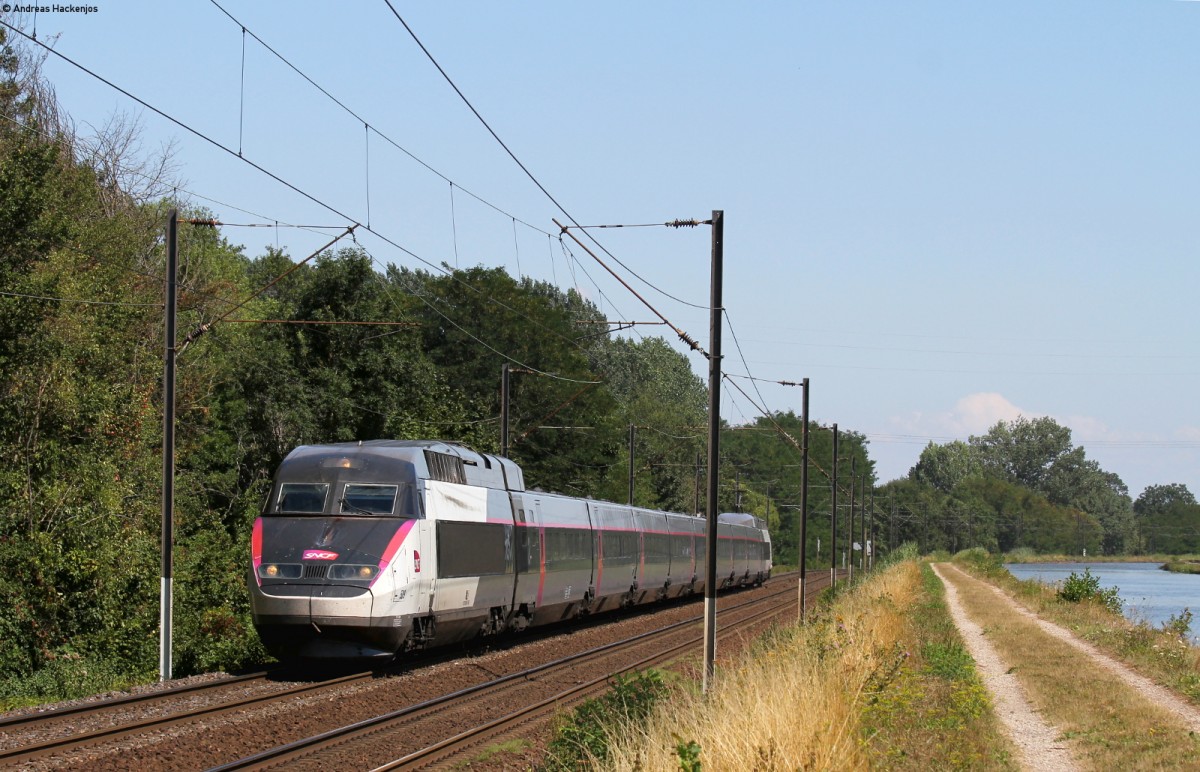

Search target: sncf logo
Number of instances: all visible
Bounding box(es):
[303,550,339,561]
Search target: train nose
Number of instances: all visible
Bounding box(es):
[250,583,375,623]
[310,584,375,625]
[251,582,407,660]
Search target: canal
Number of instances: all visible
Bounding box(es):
[1005,562,1200,644]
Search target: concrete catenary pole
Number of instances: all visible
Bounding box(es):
[500,363,510,458]
[798,378,810,621]
[830,424,838,588]
[702,210,724,694]
[848,457,856,583]
[159,209,178,682]
[628,424,636,506]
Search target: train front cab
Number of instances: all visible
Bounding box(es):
[249,444,427,660]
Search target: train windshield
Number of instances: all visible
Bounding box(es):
[276,483,329,513]
[340,484,399,515]
[270,481,418,517]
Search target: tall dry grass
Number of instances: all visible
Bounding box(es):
[601,564,922,771]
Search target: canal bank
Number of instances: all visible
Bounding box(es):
[1005,561,1200,643]
[934,562,1200,769]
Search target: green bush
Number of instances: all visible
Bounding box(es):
[542,670,669,770]
[1005,546,1037,562]
[0,653,143,711]
[1162,608,1193,640]
[1057,568,1122,614]
[880,541,920,568]
[954,547,1005,577]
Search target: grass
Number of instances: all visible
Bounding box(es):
[568,559,1015,770]
[456,739,532,769]
[954,553,1200,707]
[939,562,1200,769]
[1163,561,1200,575]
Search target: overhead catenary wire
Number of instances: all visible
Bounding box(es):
[0,21,625,378]
[205,0,551,239]
[722,373,853,496]
[723,309,773,417]
[5,17,778,456]
[554,218,704,356]
[0,108,354,295]
[560,219,712,311]
[0,289,163,308]
[381,1,710,315]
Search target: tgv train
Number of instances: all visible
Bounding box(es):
[249,440,771,660]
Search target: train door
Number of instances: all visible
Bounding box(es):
[409,519,433,615]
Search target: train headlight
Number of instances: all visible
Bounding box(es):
[330,564,378,581]
[257,563,301,579]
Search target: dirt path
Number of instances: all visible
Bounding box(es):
[930,563,1079,771]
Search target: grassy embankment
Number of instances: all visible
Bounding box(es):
[947,550,1200,767]
[1163,560,1200,575]
[533,551,1016,771]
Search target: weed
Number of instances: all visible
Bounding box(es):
[458,739,531,769]
[673,735,702,771]
[922,641,975,681]
[1162,608,1193,640]
[0,654,145,711]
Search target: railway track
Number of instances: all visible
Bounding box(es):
[213,571,830,771]
[0,571,828,770]
[0,668,376,767]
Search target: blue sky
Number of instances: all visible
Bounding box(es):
[12,1,1200,498]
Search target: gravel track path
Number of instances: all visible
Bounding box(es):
[931,563,1078,772]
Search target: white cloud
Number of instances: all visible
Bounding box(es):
[952,393,1031,434]
[891,392,1036,438]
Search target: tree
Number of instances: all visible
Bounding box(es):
[910,440,981,493]
[969,416,1074,491]
[1134,484,1197,517]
